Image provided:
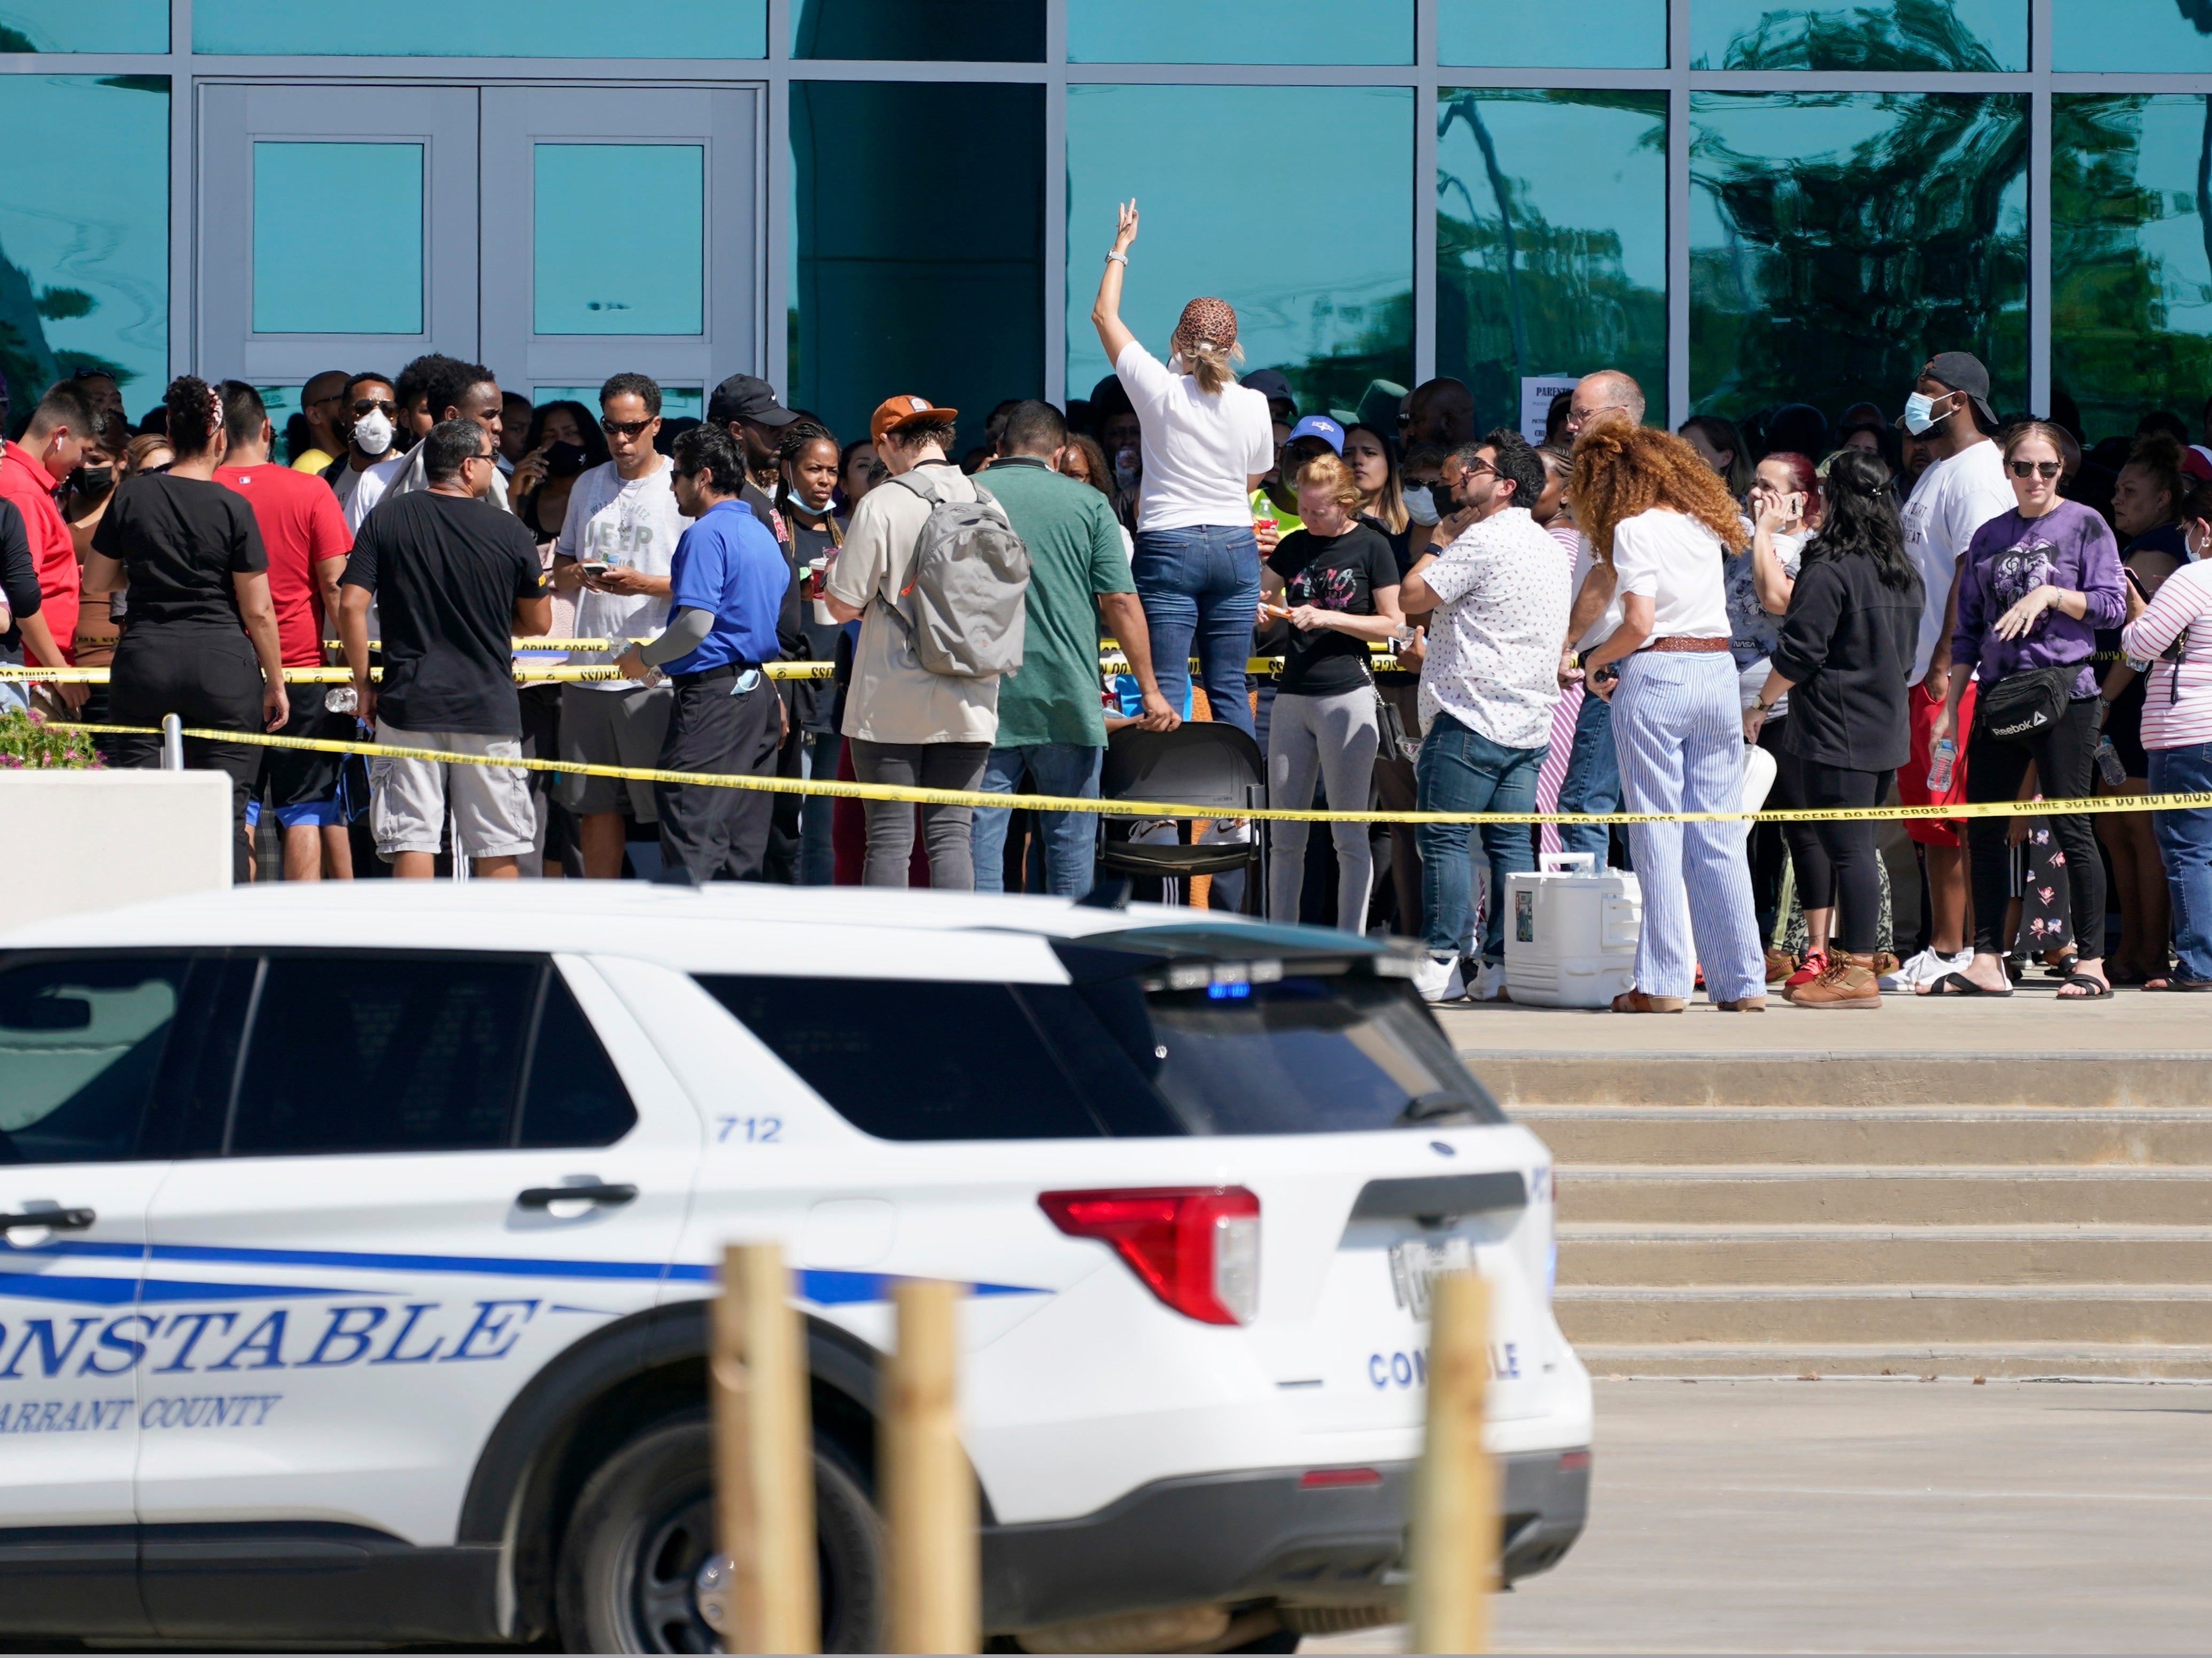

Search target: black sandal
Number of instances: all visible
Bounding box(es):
[1921,971,2012,997]
[2041,950,2081,980]
[2056,971,2112,1000]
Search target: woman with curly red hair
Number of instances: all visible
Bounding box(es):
[1575,425,1767,1012]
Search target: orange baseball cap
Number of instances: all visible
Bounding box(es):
[870,394,959,447]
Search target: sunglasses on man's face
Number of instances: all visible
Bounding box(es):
[351,399,398,417]
[601,416,655,438]
[2009,460,2062,479]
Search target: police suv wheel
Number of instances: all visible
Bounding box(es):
[556,1414,884,1653]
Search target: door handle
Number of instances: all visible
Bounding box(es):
[0,1208,95,1231]
[517,1184,637,1210]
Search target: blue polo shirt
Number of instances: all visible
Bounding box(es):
[662,497,785,675]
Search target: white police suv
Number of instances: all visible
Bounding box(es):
[0,882,1588,1652]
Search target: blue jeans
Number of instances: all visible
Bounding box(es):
[1416,712,1546,964]
[972,742,1103,896]
[2149,743,2212,982]
[1131,524,1260,739]
[1555,688,1624,867]
[797,731,840,886]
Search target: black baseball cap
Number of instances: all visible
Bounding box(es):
[1244,368,1294,405]
[706,373,797,429]
[1922,352,1997,428]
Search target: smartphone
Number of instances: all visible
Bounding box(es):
[580,561,610,576]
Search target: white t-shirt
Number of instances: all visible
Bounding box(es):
[343,451,409,533]
[1114,340,1274,532]
[1609,508,1730,640]
[1568,531,1623,653]
[1899,440,2013,685]
[1416,506,1571,749]
[556,458,685,690]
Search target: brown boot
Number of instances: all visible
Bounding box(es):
[1792,950,1881,1010]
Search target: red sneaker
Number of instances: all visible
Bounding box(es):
[1783,950,1829,995]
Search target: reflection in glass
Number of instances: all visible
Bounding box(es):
[2053,96,2212,442]
[255,143,423,337]
[195,0,765,56]
[534,145,702,336]
[0,76,168,420]
[534,385,704,423]
[2053,1,2212,73]
[793,0,1043,60]
[1690,0,2024,69]
[791,81,1043,459]
[1066,85,1412,420]
[1438,0,1664,68]
[0,1,167,51]
[1690,91,2027,427]
[1068,0,1410,64]
[1437,91,1665,432]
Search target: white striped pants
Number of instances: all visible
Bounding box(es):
[1611,649,1765,1001]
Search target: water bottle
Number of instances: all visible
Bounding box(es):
[323,685,358,715]
[2095,734,2127,788]
[1927,735,1957,793]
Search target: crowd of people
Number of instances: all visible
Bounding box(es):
[6,203,2212,1006]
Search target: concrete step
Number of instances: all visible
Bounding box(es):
[1572,1342,2212,1380]
[1474,1050,2212,1110]
[1522,1107,2212,1166]
[1557,1225,2212,1287]
[1560,1166,2212,1227]
[1555,1284,2212,1346]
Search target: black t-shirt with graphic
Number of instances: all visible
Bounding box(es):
[1267,521,1401,696]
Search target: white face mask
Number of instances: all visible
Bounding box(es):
[352,408,394,456]
[1901,391,1946,437]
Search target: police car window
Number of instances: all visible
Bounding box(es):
[0,956,188,1163]
[518,968,638,1148]
[695,976,1109,1140]
[229,954,539,1156]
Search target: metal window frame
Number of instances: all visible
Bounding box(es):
[7,0,2212,424]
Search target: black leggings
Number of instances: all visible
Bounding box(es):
[1775,748,1887,953]
[1965,692,2104,958]
[108,625,265,883]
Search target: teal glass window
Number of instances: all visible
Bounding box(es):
[791,81,1043,459]
[534,385,704,422]
[254,142,423,336]
[2053,96,2212,442]
[0,1,167,51]
[0,76,168,421]
[1690,0,2025,71]
[2053,1,2212,71]
[1437,91,1666,433]
[1066,84,1412,421]
[1690,91,2028,425]
[533,145,703,336]
[1439,0,1665,68]
[1068,0,1411,65]
[792,0,1043,60]
[195,0,765,57]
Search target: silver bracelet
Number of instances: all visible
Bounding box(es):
[1104,251,1127,265]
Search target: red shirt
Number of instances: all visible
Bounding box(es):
[0,440,78,661]
[214,461,352,667]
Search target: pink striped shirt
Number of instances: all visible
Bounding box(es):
[2121,559,2212,750]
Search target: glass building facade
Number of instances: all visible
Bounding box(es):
[5,0,2211,453]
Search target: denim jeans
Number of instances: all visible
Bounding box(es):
[1554,688,1623,867]
[797,731,841,886]
[1415,711,1546,964]
[1130,524,1261,739]
[972,742,1104,896]
[2149,742,2212,981]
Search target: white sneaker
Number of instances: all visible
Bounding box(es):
[1470,960,1510,1002]
[1884,946,1973,992]
[1412,954,1466,1003]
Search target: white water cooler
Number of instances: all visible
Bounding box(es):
[1503,853,1642,1009]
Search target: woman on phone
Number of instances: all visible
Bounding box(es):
[777,420,846,885]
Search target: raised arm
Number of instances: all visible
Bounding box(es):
[1090,200,1139,366]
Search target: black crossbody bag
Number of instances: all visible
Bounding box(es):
[1974,662,2080,742]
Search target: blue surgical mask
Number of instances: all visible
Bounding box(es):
[1901,392,1945,436]
[1402,485,1439,527]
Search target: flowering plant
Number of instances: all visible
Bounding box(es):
[0,709,104,770]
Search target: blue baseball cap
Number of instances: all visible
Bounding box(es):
[1286,414,1345,454]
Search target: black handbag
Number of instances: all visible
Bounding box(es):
[1974,662,2078,742]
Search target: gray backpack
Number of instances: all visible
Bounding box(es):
[877,469,1031,678]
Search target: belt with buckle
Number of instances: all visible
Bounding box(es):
[1641,636,1730,654]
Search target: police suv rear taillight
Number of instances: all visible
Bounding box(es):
[1038,1186,1260,1325]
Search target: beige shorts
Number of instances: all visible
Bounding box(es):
[370,722,536,859]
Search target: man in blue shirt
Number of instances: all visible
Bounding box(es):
[614,424,788,881]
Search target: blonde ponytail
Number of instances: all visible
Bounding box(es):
[1184,339,1243,396]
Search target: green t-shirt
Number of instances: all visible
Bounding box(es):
[984,456,1132,748]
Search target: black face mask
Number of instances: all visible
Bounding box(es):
[545,440,589,478]
[71,465,115,499]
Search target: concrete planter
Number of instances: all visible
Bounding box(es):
[0,770,232,927]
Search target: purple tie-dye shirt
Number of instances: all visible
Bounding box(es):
[1951,500,2125,699]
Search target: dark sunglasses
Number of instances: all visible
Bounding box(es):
[601,416,655,437]
[2008,460,2062,479]
[351,399,398,417]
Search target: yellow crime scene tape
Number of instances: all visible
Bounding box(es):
[0,663,837,683]
[32,720,2212,826]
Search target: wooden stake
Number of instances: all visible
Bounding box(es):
[712,1242,819,1654]
[883,1279,976,1655]
[1410,1269,1497,1655]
